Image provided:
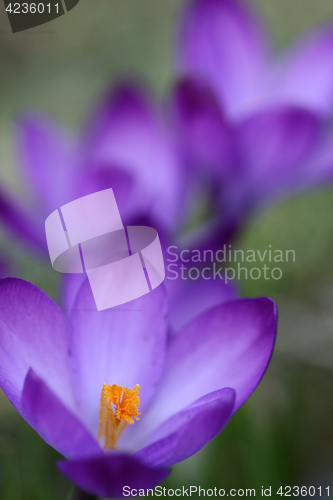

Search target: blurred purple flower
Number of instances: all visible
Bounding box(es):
[173,0,333,245]
[1,0,333,255]
[0,85,184,255]
[0,277,276,497]
[0,80,237,327]
[179,0,333,119]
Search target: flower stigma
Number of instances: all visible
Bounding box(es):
[98,383,140,450]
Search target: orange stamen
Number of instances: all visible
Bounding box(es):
[98,383,140,450]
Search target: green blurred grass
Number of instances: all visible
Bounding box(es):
[238,188,333,300]
[0,401,71,499]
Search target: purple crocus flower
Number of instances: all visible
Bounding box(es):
[178,0,333,120]
[172,0,333,245]
[2,1,333,254]
[0,277,276,497]
[0,85,184,256]
[0,79,238,330]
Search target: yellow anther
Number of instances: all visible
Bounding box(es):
[98,383,140,450]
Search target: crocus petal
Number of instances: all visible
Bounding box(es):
[85,84,183,229]
[179,0,269,118]
[273,28,333,116]
[68,279,168,434]
[71,165,164,232]
[135,388,235,467]
[71,166,137,225]
[16,114,79,213]
[166,277,237,334]
[171,77,234,176]
[21,369,101,460]
[59,273,86,317]
[235,107,320,201]
[0,278,74,414]
[0,187,47,254]
[133,298,276,447]
[58,454,169,499]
